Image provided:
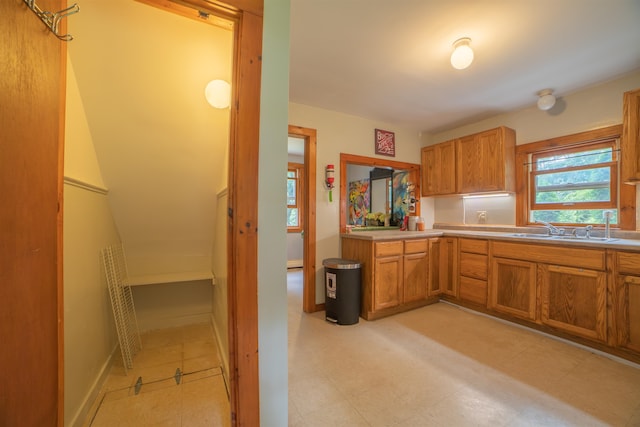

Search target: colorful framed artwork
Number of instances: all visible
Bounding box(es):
[374,128,395,157]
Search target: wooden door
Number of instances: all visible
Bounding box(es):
[374,256,402,310]
[615,275,640,353]
[403,252,428,303]
[1,1,66,425]
[489,258,537,321]
[540,264,607,342]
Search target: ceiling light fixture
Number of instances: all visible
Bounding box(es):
[450,37,474,70]
[205,79,231,109]
[536,88,556,111]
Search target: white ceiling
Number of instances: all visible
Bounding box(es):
[289,0,640,134]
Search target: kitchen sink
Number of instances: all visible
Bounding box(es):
[549,235,618,242]
[510,233,618,242]
[511,233,553,238]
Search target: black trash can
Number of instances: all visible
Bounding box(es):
[323,258,361,325]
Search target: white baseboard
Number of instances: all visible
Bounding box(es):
[287,259,303,269]
[210,313,229,391]
[68,345,118,427]
[210,313,230,395]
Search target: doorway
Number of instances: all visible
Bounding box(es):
[287,125,320,313]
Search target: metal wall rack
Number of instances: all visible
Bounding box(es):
[101,243,142,374]
[23,0,79,41]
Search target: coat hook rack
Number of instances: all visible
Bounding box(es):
[23,0,79,41]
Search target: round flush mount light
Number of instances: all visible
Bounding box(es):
[536,88,556,111]
[450,37,474,70]
[205,79,231,109]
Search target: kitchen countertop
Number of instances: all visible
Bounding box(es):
[342,226,640,251]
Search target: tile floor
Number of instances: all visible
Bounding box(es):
[85,270,640,426]
[287,270,640,426]
[83,322,230,427]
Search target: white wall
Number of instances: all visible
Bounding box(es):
[425,71,640,227]
[64,59,121,427]
[288,103,424,302]
[259,0,290,425]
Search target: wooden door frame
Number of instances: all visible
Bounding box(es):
[288,125,320,313]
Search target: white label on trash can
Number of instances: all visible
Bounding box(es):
[326,272,337,299]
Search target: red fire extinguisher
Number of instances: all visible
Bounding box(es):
[326,164,335,202]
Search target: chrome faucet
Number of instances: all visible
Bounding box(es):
[535,220,565,236]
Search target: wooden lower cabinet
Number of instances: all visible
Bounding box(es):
[615,252,640,353]
[374,254,402,311]
[489,257,537,321]
[458,238,488,305]
[403,246,429,303]
[342,236,432,320]
[540,264,607,342]
[429,237,458,297]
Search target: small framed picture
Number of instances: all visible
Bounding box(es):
[374,128,395,157]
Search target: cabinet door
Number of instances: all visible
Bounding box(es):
[403,252,428,303]
[374,255,402,310]
[421,141,455,196]
[428,237,457,297]
[615,275,640,353]
[477,128,503,192]
[489,257,537,321]
[421,145,438,196]
[439,141,456,194]
[456,134,482,193]
[540,264,607,342]
[428,239,442,296]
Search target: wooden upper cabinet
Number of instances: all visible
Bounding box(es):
[456,126,516,194]
[421,140,456,196]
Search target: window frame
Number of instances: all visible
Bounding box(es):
[529,139,618,213]
[287,162,304,233]
[516,125,635,230]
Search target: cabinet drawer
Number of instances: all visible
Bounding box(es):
[460,252,488,280]
[404,239,428,255]
[375,241,403,257]
[459,238,488,255]
[460,276,487,305]
[491,241,605,271]
[617,252,640,276]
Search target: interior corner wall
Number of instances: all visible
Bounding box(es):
[63,57,122,427]
[426,71,640,227]
[288,102,423,303]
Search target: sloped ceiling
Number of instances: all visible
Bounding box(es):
[68,0,232,276]
[290,0,640,133]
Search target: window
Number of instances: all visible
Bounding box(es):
[529,139,618,225]
[287,162,304,232]
[515,125,638,229]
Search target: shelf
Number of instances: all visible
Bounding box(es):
[126,270,216,287]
